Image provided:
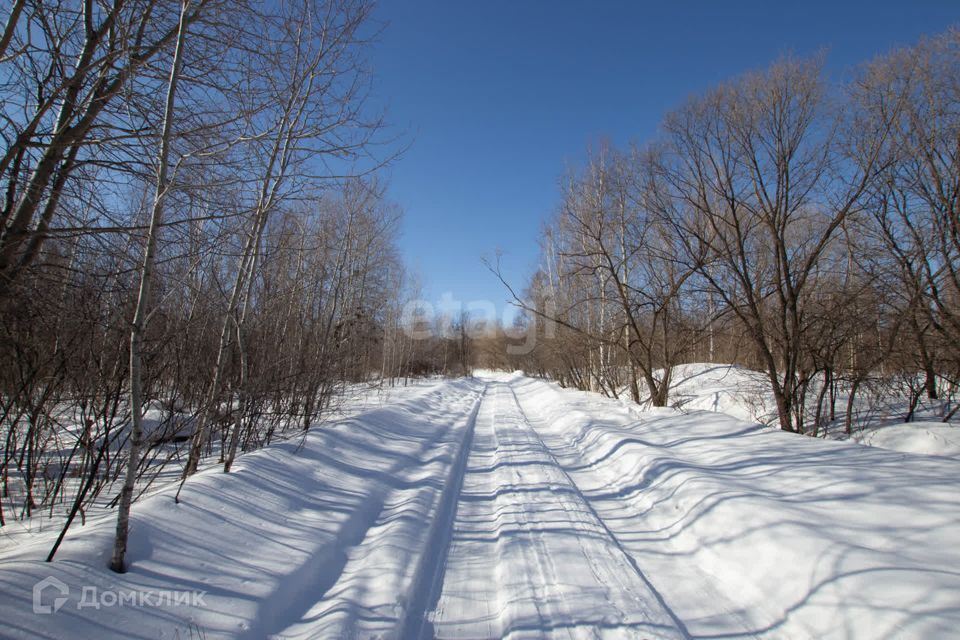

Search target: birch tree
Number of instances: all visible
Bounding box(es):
[182,0,380,479]
[111,0,191,574]
[0,0,215,299]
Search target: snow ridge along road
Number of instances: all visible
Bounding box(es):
[2,372,960,639]
[506,375,960,639]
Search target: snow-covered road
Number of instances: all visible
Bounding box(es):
[424,382,685,639]
[2,373,960,639]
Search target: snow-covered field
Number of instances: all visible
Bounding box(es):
[2,372,959,638]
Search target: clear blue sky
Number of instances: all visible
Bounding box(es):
[368,1,959,316]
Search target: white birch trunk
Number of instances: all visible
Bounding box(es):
[111,0,190,573]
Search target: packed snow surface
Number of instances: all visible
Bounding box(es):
[2,372,959,638]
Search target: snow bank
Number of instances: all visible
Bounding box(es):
[665,363,960,460]
[0,378,484,639]
[665,362,775,424]
[513,376,960,638]
[855,421,960,458]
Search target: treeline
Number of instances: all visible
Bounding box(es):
[510,30,959,434]
[0,0,429,569]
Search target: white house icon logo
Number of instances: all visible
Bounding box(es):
[32,576,69,614]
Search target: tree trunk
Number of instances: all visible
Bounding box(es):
[111,1,189,573]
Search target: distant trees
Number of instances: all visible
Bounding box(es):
[518,29,960,432]
[525,146,699,406]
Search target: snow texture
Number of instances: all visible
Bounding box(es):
[1,372,959,638]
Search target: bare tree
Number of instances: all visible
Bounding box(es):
[857,30,960,404]
[658,57,894,431]
[0,0,216,298]
[181,0,380,479]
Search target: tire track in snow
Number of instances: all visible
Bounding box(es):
[428,381,687,639]
[505,384,694,640]
[401,383,487,639]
